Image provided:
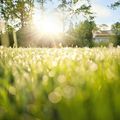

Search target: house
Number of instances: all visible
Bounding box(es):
[93,30,114,43]
[93,24,115,43]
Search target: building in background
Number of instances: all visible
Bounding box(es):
[93,24,114,43]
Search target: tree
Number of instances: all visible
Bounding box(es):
[0,0,34,28]
[58,0,92,15]
[57,0,93,32]
[111,0,120,9]
[111,22,120,46]
[36,0,52,17]
[65,20,96,47]
[0,0,34,47]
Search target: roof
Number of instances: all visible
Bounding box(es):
[93,30,114,38]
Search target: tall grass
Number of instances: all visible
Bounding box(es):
[0,47,120,120]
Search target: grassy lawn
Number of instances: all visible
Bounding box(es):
[0,47,120,120]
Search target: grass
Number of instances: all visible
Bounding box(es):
[0,46,120,120]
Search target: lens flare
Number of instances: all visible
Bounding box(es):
[33,14,63,35]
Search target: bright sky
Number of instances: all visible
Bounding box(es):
[91,0,120,25]
[34,0,120,28]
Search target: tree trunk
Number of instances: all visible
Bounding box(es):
[13,30,18,48]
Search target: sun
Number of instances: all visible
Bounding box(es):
[33,14,63,35]
[42,18,62,34]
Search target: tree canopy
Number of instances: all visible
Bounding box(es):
[111,22,120,46]
[0,0,34,28]
[65,19,96,47]
[111,0,120,9]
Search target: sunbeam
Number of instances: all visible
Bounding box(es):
[33,14,63,35]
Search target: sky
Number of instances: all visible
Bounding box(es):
[0,0,119,28]
[91,0,120,25]
[34,0,120,26]
[0,0,119,32]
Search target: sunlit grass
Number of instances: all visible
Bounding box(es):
[0,47,120,120]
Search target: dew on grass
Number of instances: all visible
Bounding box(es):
[63,85,76,99]
[57,74,66,84]
[42,75,49,86]
[48,91,62,103]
